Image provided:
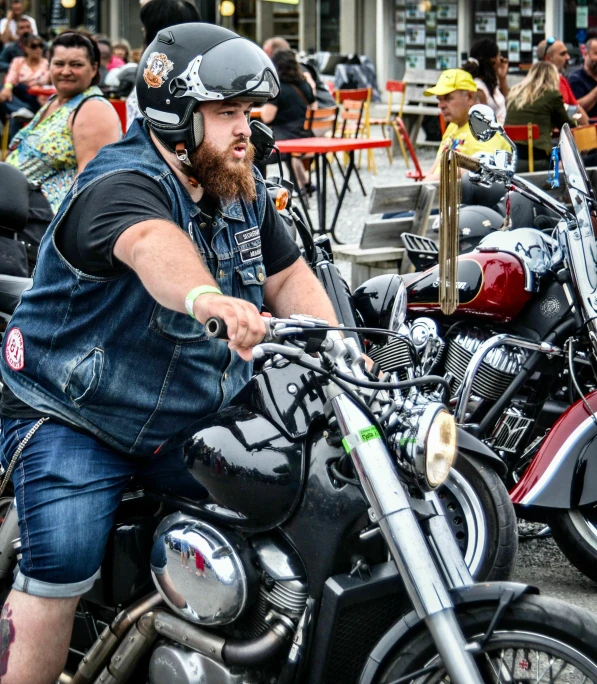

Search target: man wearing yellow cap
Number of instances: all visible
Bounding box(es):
[422,69,511,180]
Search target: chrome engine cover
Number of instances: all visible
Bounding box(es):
[151,513,248,626]
[445,331,526,401]
[149,643,255,684]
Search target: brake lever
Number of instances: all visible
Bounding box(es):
[253,343,305,361]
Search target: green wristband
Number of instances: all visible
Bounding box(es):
[185,285,222,319]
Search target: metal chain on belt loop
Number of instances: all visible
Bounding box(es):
[0,416,49,497]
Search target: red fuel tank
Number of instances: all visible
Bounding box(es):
[406,252,532,322]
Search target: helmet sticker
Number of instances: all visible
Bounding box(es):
[144,52,174,89]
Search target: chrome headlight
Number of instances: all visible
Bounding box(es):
[389,277,407,332]
[425,408,456,487]
[394,403,456,490]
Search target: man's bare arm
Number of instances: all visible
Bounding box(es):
[114,220,265,359]
[264,257,339,323]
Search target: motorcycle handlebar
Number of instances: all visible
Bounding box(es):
[455,153,481,173]
[205,316,274,342]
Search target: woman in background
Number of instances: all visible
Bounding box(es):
[505,61,576,171]
[463,38,509,124]
[0,33,49,138]
[260,48,316,191]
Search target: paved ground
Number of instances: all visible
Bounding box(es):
[268,138,597,613]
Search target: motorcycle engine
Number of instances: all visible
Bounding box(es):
[444,330,527,401]
[149,515,308,684]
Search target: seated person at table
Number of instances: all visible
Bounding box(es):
[569,37,597,119]
[0,16,33,71]
[260,48,316,191]
[422,69,511,181]
[537,37,588,124]
[506,61,576,172]
[0,33,49,139]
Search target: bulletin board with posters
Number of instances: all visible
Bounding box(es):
[394,0,459,71]
[472,0,546,68]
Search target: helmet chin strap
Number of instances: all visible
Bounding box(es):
[171,110,206,188]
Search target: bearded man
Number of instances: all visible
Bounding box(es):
[569,36,597,119]
[0,24,340,684]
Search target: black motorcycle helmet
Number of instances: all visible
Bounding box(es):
[458,205,504,253]
[137,23,279,153]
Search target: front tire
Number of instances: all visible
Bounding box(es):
[548,504,597,582]
[437,453,517,582]
[376,594,597,682]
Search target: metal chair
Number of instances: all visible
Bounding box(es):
[369,80,408,165]
[392,117,425,182]
[334,87,377,173]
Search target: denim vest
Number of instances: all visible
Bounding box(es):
[1,120,268,456]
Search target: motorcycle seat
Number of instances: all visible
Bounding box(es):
[0,274,32,315]
[0,165,30,233]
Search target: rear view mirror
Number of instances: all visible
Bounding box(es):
[468,104,499,142]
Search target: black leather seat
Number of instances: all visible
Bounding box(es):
[0,274,32,315]
[0,164,29,233]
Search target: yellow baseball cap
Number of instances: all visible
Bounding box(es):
[424,69,477,97]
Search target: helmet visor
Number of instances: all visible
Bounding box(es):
[170,38,280,103]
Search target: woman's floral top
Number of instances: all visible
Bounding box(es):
[6,85,106,213]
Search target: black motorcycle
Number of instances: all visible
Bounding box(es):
[0,315,592,683]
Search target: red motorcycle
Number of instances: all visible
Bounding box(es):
[354,108,597,582]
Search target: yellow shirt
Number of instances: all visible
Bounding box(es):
[436,122,512,158]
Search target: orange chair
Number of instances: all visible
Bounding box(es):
[571,123,597,153]
[334,87,377,172]
[503,123,540,172]
[369,80,408,164]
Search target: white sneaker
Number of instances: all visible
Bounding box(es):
[10,108,34,120]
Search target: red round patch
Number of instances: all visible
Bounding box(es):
[4,328,24,371]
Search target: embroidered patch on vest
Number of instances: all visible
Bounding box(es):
[235,227,260,246]
[5,328,24,371]
[143,52,174,88]
[240,246,262,263]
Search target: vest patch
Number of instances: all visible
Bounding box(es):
[5,328,24,371]
[235,227,260,246]
[240,246,262,263]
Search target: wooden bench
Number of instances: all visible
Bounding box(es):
[332,166,597,290]
[333,183,436,289]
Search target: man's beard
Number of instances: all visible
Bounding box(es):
[187,138,256,203]
[589,59,597,77]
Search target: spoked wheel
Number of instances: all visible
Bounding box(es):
[548,504,597,583]
[377,594,597,683]
[437,454,517,581]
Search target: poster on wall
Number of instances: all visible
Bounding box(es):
[475,12,497,33]
[406,50,426,69]
[508,40,520,61]
[497,0,508,17]
[436,51,458,69]
[577,6,589,28]
[508,12,520,30]
[510,0,519,4]
[425,37,437,57]
[497,29,508,51]
[437,3,457,19]
[406,24,426,45]
[520,29,532,51]
[426,11,437,29]
[532,12,545,33]
[406,3,425,19]
[521,0,532,17]
[437,26,458,46]
[395,35,406,57]
[395,10,406,31]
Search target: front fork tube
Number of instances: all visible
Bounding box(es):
[330,393,482,684]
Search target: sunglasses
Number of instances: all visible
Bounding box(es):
[30,43,43,48]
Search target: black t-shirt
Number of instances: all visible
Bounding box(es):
[1,172,301,418]
[270,80,316,140]
[569,68,597,118]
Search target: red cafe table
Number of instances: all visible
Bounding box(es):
[27,85,57,97]
[275,137,391,242]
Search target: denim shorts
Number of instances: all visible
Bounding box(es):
[0,417,142,598]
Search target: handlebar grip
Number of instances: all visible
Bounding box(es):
[455,153,481,173]
[205,317,228,340]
